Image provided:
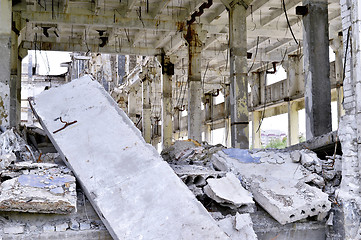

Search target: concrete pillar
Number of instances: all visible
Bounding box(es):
[285,55,302,146]
[184,23,205,143]
[160,54,174,148]
[224,84,231,147]
[286,55,303,97]
[127,89,138,123]
[0,0,12,128]
[303,0,332,140]
[331,35,345,125]
[10,12,22,128]
[142,77,151,143]
[288,102,299,146]
[204,94,212,143]
[173,108,180,140]
[250,72,261,107]
[228,2,250,149]
[252,111,261,148]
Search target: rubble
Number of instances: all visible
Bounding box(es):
[214,149,332,225]
[0,161,76,214]
[216,213,258,240]
[30,75,230,240]
[204,173,254,211]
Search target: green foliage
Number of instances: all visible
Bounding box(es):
[264,137,287,149]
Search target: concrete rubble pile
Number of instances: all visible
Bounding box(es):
[162,141,340,238]
[0,128,77,214]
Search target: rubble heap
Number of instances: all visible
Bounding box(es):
[162,141,341,238]
[0,129,76,214]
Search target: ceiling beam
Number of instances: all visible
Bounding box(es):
[21,11,180,32]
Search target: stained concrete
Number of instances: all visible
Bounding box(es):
[31,75,229,240]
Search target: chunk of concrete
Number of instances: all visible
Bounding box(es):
[30,75,229,240]
[217,213,258,240]
[217,149,331,225]
[204,172,254,210]
[0,163,76,214]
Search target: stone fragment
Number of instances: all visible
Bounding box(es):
[56,222,69,232]
[31,76,230,240]
[80,222,91,230]
[217,213,258,240]
[3,225,25,234]
[43,224,55,232]
[290,151,301,162]
[70,219,80,230]
[204,172,254,210]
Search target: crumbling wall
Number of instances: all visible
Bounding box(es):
[338,0,361,238]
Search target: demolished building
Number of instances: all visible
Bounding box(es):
[0,0,361,239]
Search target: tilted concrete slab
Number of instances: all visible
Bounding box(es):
[30,75,229,240]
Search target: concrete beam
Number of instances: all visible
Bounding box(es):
[21,11,180,32]
[21,41,160,56]
[303,0,332,140]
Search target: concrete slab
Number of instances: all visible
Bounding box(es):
[212,150,331,225]
[204,172,254,210]
[30,75,229,240]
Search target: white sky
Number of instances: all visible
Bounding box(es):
[23,50,71,75]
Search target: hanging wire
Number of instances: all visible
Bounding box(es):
[248,36,260,73]
[282,0,298,45]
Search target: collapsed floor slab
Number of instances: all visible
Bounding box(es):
[30,75,229,240]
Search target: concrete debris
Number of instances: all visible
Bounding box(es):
[162,140,225,167]
[0,161,76,214]
[31,75,230,240]
[213,149,332,225]
[204,173,254,211]
[217,213,258,240]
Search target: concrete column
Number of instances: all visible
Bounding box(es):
[142,77,151,143]
[160,54,174,148]
[288,102,299,146]
[224,84,231,147]
[250,72,261,107]
[287,55,303,97]
[303,0,332,140]
[252,111,261,148]
[184,23,205,143]
[0,0,12,128]
[204,94,212,143]
[173,108,180,140]
[127,89,138,123]
[228,2,250,149]
[331,35,345,125]
[10,12,22,128]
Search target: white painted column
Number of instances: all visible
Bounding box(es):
[161,55,174,148]
[142,77,152,143]
[228,1,250,149]
[0,0,12,128]
[288,102,299,146]
[184,23,205,143]
[127,89,137,124]
[224,83,231,147]
[286,55,302,146]
[252,111,261,148]
[331,35,345,125]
